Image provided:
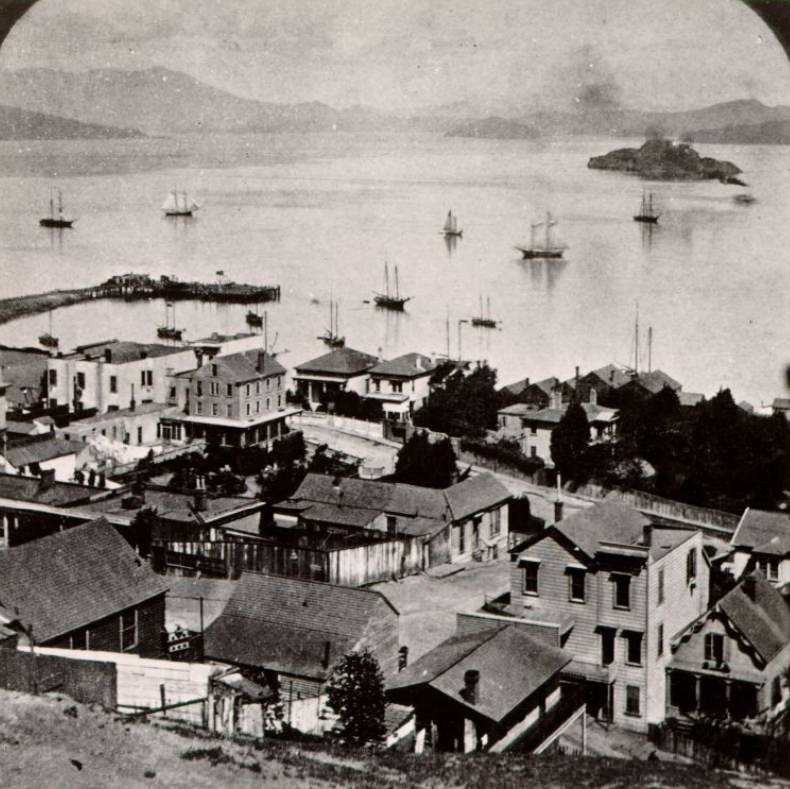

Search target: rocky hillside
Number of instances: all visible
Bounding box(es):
[0,689,781,789]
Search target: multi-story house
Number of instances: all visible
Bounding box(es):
[162,350,300,448]
[667,573,790,721]
[509,500,709,732]
[364,353,438,422]
[46,340,196,416]
[723,508,790,588]
[497,390,618,466]
[293,347,378,409]
[499,376,574,410]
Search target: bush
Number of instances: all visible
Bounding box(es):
[327,649,386,745]
[460,437,545,476]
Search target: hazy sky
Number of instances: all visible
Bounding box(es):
[3,0,790,112]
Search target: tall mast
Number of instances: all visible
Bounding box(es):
[49,188,54,220]
[530,223,537,250]
[545,212,551,251]
[445,308,450,359]
[486,297,491,319]
[648,326,653,373]
[394,266,400,299]
[58,189,63,218]
[384,262,390,299]
[264,311,268,353]
[634,304,640,375]
[479,295,483,319]
[334,302,339,338]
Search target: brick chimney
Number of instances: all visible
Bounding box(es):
[398,646,409,672]
[193,476,207,513]
[462,669,480,705]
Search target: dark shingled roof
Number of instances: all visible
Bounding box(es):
[717,574,790,663]
[369,353,437,379]
[627,370,682,394]
[732,508,790,554]
[295,347,379,376]
[499,376,560,398]
[192,350,285,384]
[4,437,85,468]
[0,519,168,643]
[387,626,572,724]
[0,473,102,507]
[586,364,632,389]
[203,573,397,679]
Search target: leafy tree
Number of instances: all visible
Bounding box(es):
[414,363,498,437]
[550,400,590,483]
[129,506,158,558]
[394,430,457,488]
[327,649,386,745]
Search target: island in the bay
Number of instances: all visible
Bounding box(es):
[587,138,743,182]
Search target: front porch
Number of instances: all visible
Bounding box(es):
[667,667,759,721]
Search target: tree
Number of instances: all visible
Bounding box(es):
[327,649,386,745]
[394,430,457,488]
[550,400,590,483]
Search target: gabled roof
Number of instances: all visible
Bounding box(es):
[499,376,560,398]
[625,370,682,394]
[551,500,653,560]
[444,474,511,522]
[4,437,85,468]
[203,572,397,679]
[0,473,102,507]
[717,574,790,663]
[369,353,437,379]
[191,350,285,384]
[504,402,618,426]
[295,347,379,376]
[732,508,790,554]
[387,626,571,724]
[585,364,632,389]
[64,340,187,364]
[772,398,790,411]
[0,519,168,643]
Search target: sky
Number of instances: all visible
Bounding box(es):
[2,0,790,112]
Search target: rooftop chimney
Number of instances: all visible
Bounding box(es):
[193,476,207,513]
[462,669,480,705]
[554,500,564,523]
[104,348,112,363]
[575,365,580,383]
[398,646,409,672]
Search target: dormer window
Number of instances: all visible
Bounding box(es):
[612,573,631,610]
[211,364,218,377]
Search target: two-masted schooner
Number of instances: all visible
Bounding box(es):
[162,190,200,217]
[443,210,463,238]
[39,189,74,228]
[633,190,660,224]
[471,296,498,329]
[317,299,345,348]
[516,212,566,259]
[373,262,411,311]
[157,302,184,341]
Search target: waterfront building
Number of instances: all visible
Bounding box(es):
[293,347,379,409]
[364,352,439,422]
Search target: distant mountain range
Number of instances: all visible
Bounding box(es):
[2,66,790,144]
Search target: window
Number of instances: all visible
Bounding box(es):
[211,364,218,377]
[196,401,203,415]
[657,567,665,605]
[568,568,586,603]
[256,381,261,395]
[600,628,615,666]
[76,372,86,390]
[613,574,631,610]
[70,629,89,650]
[226,383,233,397]
[227,404,233,417]
[386,515,397,535]
[196,381,203,396]
[657,623,664,658]
[48,369,57,386]
[457,523,466,554]
[625,685,641,717]
[246,384,251,397]
[266,377,271,391]
[140,370,145,387]
[704,633,725,666]
[266,398,271,411]
[120,609,137,651]
[530,446,537,459]
[147,370,153,387]
[255,400,260,413]
[392,381,403,393]
[109,376,117,393]
[211,403,219,416]
[278,395,282,407]
[246,402,251,416]
[137,426,143,444]
[530,425,537,436]
[686,548,697,584]
[624,632,643,665]
[209,382,218,396]
[522,561,539,596]
[490,508,501,537]
[757,557,779,581]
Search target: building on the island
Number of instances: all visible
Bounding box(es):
[203,572,399,735]
[293,347,379,409]
[45,340,196,416]
[364,353,438,422]
[386,624,585,754]
[497,390,618,466]
[161,350,300,448]
[723,508,790,588]
[276,472,512,569]
[0,434,88,481]
[59,402,181,447]
[772,398,790,422]
[508,500,710,732]
[0,518,168,657]
[666,573,790,721]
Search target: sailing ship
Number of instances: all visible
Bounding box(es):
[373,262,411,311]
[633,191,660,224]
[246,307,264,328]
[733,193,756,205]
[157,302,184,341]
[38,309,59,349]
[471,296,498,329]
[516,212,566,259]
[317,299,345,348]
[39,189,74,228]
[443,210,463,237]
[162,190,200,217]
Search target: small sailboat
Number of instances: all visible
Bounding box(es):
[162,189,200,217]
[733,193,756,206]
[443,210,463,238]
[317,299,345,348]
[516,212,566,259]
[157,302,184,341]
[373,262,411,311]
[634,190,660,224]
[471,296,498,329]
[246,306,264,328]
[38,309,59,349]
[39,188,74,228]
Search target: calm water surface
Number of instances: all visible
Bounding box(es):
[0,132,786,405]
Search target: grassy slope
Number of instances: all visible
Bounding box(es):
[0,690,782,789]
